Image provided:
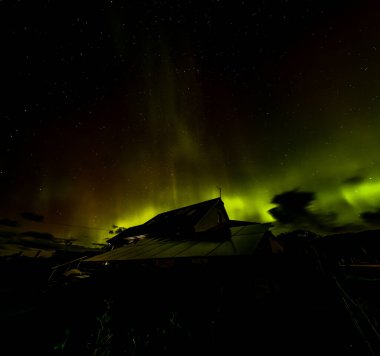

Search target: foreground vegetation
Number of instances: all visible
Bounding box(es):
[1,230,380,355]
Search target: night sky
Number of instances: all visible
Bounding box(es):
[2,0,380,251]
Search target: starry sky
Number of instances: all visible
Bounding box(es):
[2,0,380,250]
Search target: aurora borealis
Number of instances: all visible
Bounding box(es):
[2,1,380,249]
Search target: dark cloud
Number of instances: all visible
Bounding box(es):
[360,210,380,226]
[0,230,99,257]
[268,190,345,233]
[0,230,60,253]
[20,231,55,240]
[269,189,315,224]
[18,232,63,251]
[0,231,19,239]
[342,176,364,185]
[20,212,44,223]
[0,219,20,228]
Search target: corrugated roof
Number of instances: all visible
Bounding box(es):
[84,224,269,264]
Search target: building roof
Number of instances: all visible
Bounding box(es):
[84,198,275,268]
[107,198,229,245]
[84,223,271,265]
[144,197,225,231]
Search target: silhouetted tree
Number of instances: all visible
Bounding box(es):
[109,225,126,235]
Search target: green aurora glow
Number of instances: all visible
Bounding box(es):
[2,1,380,247]
[36,52,380,243]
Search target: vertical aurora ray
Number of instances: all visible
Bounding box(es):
[111,43,224,227]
